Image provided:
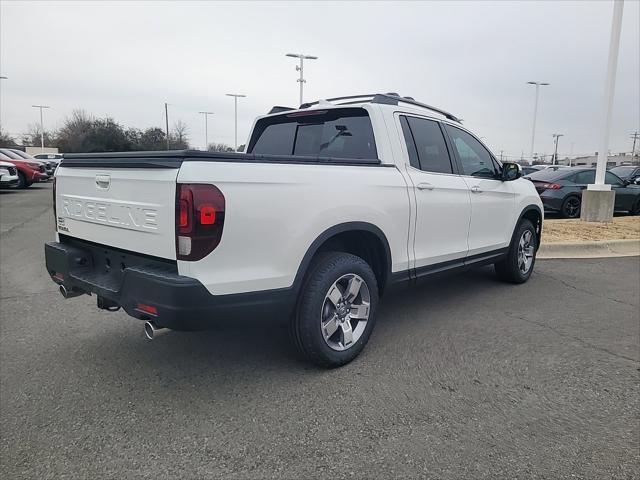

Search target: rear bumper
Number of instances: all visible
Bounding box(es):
[539,193,563,212]
[45,240,293,330]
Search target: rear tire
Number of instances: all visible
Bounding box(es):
[561,195,581,218]
[16,172,31,189]
[291,252,379,368]
[495,219,537,284]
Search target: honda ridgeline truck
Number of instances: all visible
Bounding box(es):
[45,93,543,368]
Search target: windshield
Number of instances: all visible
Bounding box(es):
[610,166,635,177]
[248,108,377,159]
[0,149,25,160]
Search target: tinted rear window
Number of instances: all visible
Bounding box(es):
[248,108,377,159]
[527,169,573,181]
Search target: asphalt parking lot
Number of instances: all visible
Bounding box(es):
[1,183,639,479]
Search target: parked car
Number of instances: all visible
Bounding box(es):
[34,153,64,168]
[521,166,540,176]
[7,149,56,177]
[526,167,640,218]
[45,92,543,368]
[0,160,19,188]
[610,165,640,184]
[0,149,49,188]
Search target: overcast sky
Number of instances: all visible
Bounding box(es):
[1,0,638,159]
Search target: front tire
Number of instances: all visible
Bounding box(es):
[495,219,537,284]
[561,195,581,218]
[16,172,31,189]
[291,252,379,368]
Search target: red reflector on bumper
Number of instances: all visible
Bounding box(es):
[53,272,64,281]
[135,303,158,316]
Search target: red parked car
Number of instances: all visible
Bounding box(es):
[0,149,49,188]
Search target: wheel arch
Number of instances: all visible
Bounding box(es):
[515,205,543,248]
[292,222,393,297]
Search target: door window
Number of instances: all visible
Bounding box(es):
[574,170,595,184]
[444,125,496,178]
[605,172,624,186]
[400,116,453,174]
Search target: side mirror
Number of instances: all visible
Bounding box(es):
[634,177,640,185]
[501,162,522,181]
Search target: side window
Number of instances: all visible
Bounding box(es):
[445,125,496,178]
[399,116,420,169]
[403,117,453,174]
[574,170,595,184]
[605,172,623,186]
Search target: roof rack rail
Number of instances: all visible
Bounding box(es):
[268,106,295,115]
[299,93,460,123]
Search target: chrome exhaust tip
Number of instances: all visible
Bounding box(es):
[59,284,83,299]
[144,321,169,340]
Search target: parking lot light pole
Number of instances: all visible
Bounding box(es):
[286,53,318,106]
[225,94,246,151]
[552,133,564,165]
[198,111,214,151]
[31,104,50,148]
[527,81,549,166]
[582,0,624,222]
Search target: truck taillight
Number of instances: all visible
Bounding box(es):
[175,183,225,261]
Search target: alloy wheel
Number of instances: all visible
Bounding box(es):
[320,273,371,351]
[517,230,535,274]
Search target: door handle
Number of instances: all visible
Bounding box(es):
[416,182,435,191]
[470,185,482,193]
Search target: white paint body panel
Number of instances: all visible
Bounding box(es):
[55,167,179,259]
[177,161,411,294]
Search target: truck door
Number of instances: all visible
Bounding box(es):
[398,115,471,270]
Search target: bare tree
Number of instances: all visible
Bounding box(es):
[20,123,57,148]
[171,120,189,149]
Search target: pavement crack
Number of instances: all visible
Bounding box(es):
[506,310,639,364]
[0,206,52,237]
[536,271,638,308]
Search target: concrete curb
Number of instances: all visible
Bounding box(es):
[538,239,640,259]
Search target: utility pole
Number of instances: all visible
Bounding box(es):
[32,104,50,148]
[198,111,214,150]
[552,133,564,165]
[225,93,246,151]
[527,81,550,165]
[164,102,170,150]
[286,53,318,106]
[631,131,639,160]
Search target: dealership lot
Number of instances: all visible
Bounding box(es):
[1,184,638,479]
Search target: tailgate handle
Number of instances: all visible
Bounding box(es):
[95,174,111,189]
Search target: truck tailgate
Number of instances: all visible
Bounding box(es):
[55,166,178,259]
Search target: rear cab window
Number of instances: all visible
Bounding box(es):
[248,108,377,159]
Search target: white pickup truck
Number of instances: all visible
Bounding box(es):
[45,93,543,367]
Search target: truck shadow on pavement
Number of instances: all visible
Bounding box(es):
[73,266,507,382]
